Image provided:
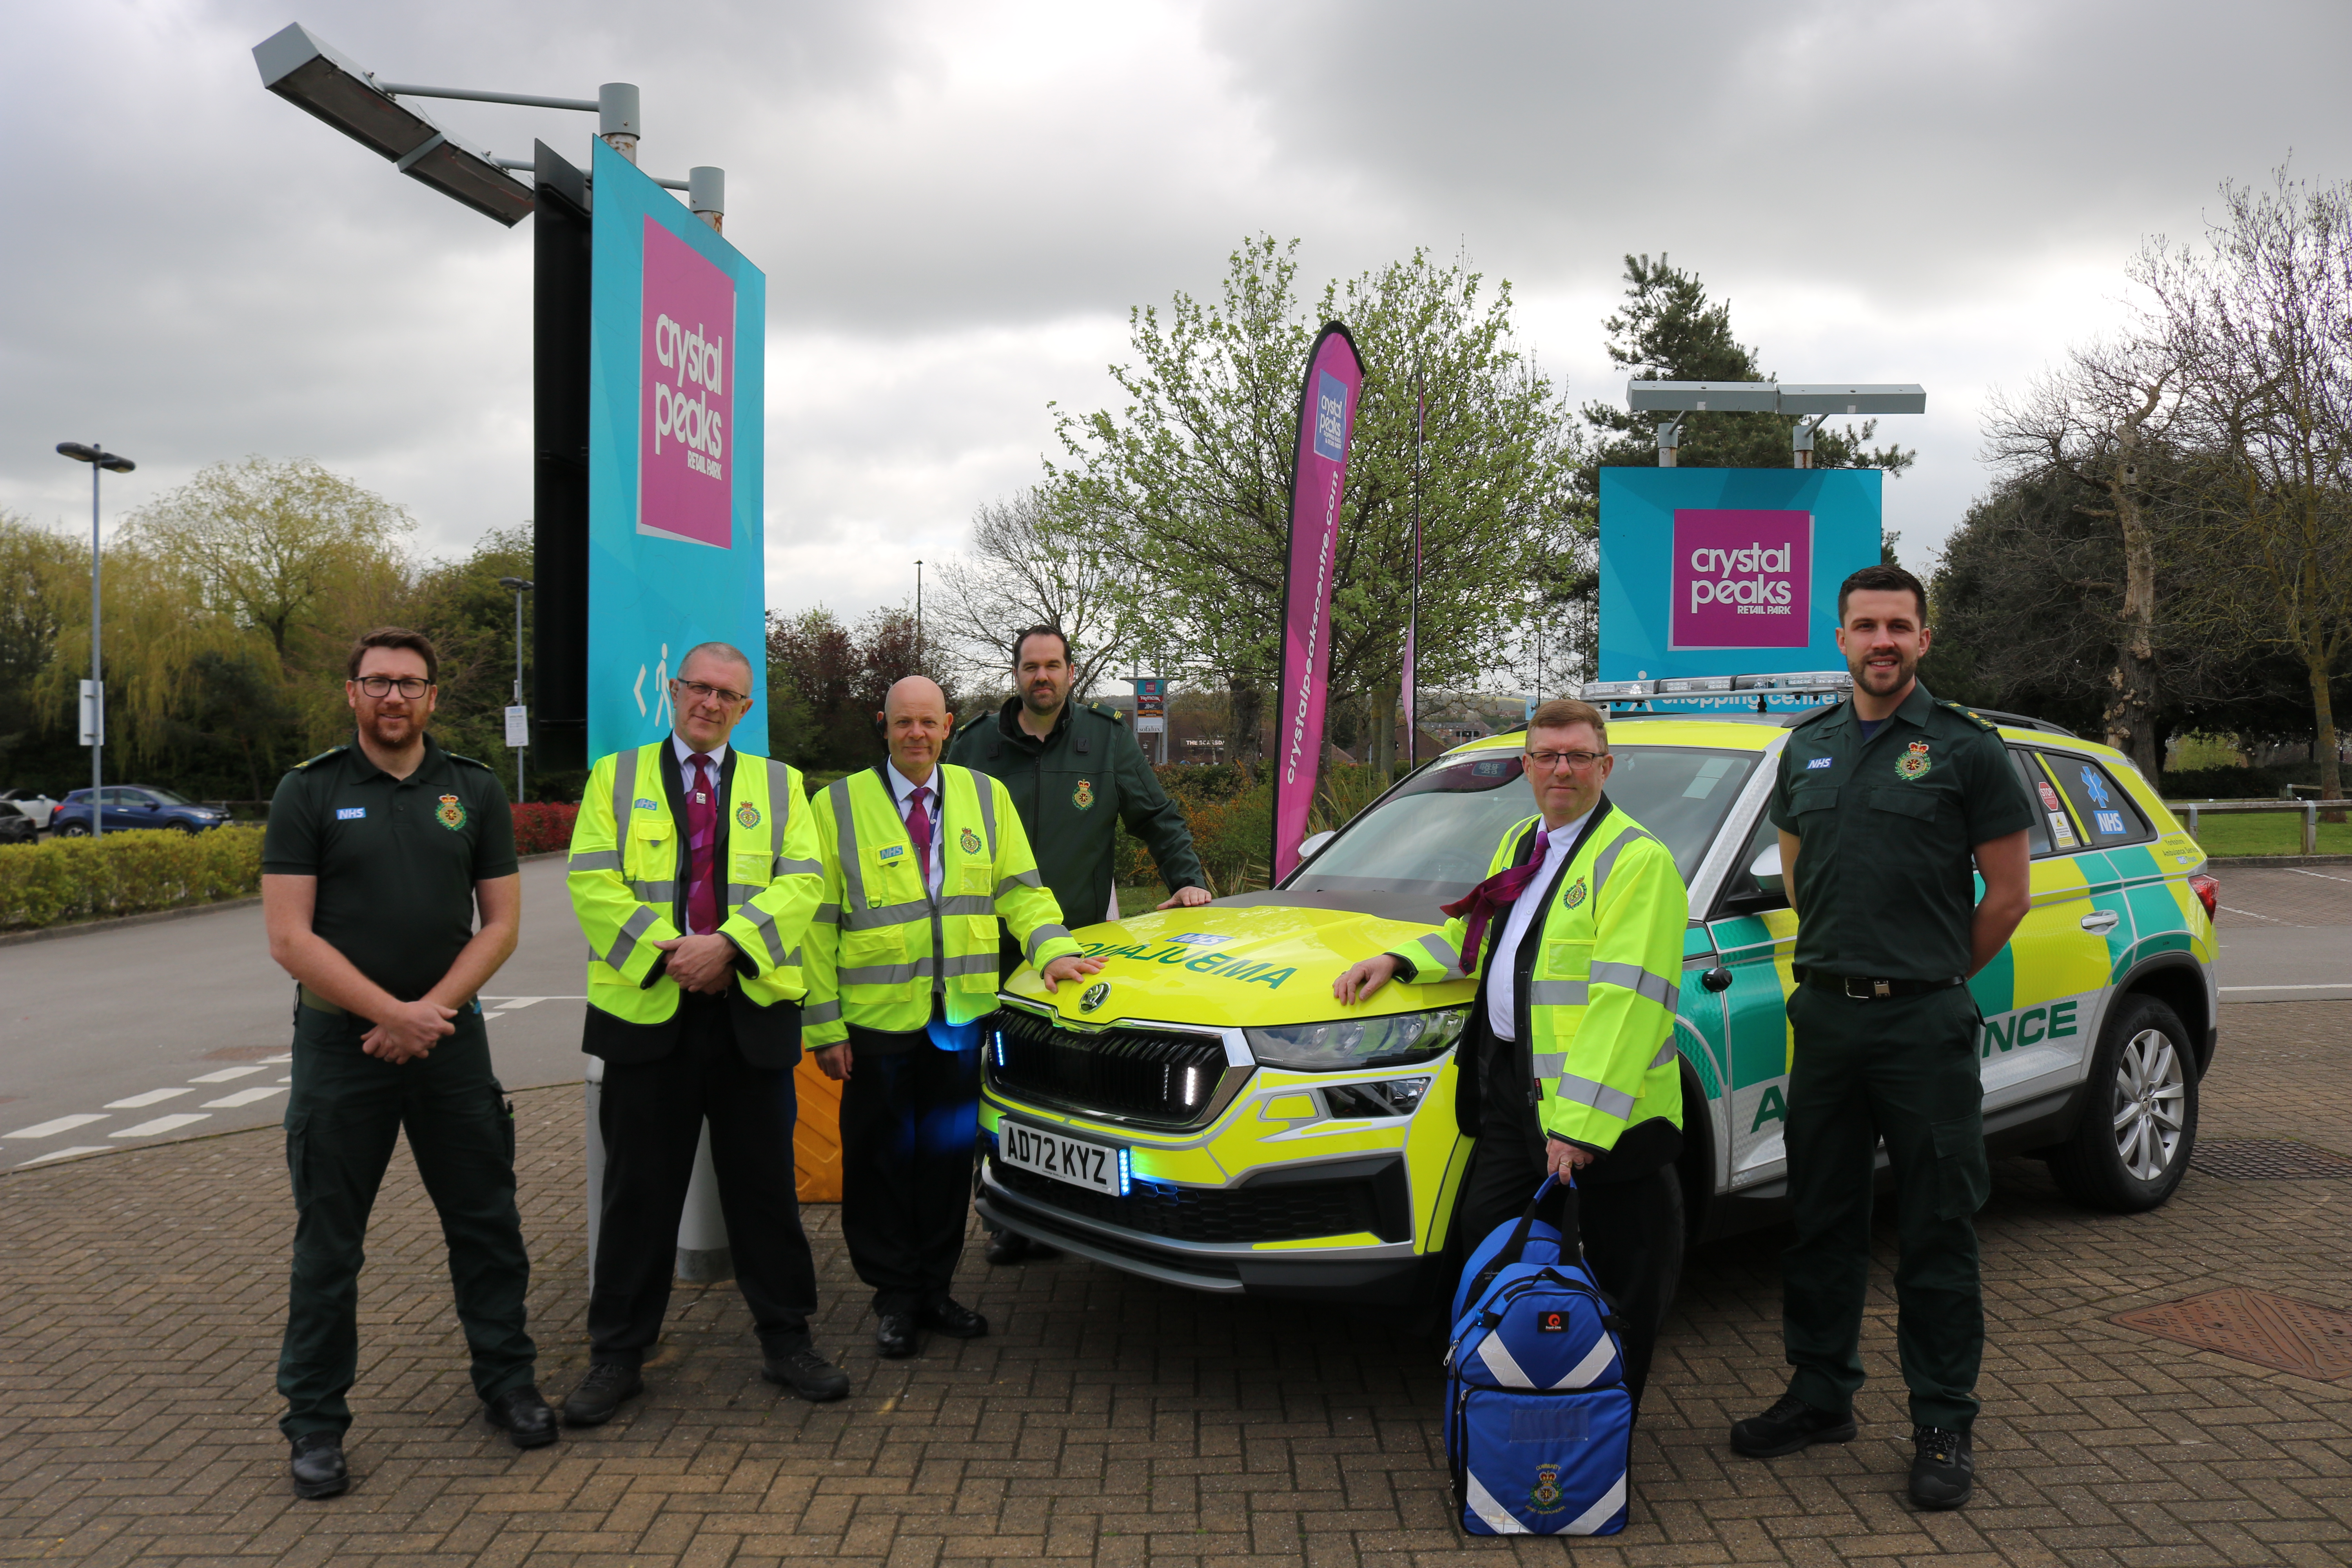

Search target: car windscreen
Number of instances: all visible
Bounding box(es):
[143,786,196,806]
[1286,744,1758,899]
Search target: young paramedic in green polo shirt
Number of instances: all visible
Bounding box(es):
[1729,563,2033,1513]
[261,628,550,1501]
[1332,697,1689,1416]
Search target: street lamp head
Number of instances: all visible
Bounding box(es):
[497,576,536,592]
[252,24,533,227]
[56,442,134,471]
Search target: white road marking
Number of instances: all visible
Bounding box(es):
[258,1054,292,1064]
[190,1066,267,1083]
[2219,905,2289,924]
[17,1145,108,1167]
[111,1114,210,1138]
[5,1114,108,1139]
[105,1087,193,1109]
[2287,867,2352,884]
[201,1087,286,1109]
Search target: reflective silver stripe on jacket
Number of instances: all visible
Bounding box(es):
[1528,980,1588,1007]
[725,882,766,907]
[827,778,866,912]
[568,849,623,873]
[1588,824,1657,903]
[1553,1071,1638,1121]
[972,771,999,862]
[1025,923,1074,964]
[1531,1050,1569,1078]
[942,951,998,978]
[764,758,792,861]
[1650,1038,1679,1068]
[632,880,679,904]
[1415,932,1465,980]
[841,958,927,986]
[603,904,658,971]
[803,1000,842,1025]
[1589,960,1679,1013]
[612,746,640,842]
[995,870,1043,898]
[811,902,841,926]
[772,857,821,878]
[842,897,931,931]
[738,902,786,967]
[938,894,995,918]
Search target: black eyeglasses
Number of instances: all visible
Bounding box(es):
[672,678,751,707]
[354,676,432,699]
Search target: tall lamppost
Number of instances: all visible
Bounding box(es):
[55,442,135,839]
[498,576,535,802]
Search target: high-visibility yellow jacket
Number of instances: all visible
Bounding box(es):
[804,764,1081,1046]
[1385,802,1687,1151]
[567,741,823,1063]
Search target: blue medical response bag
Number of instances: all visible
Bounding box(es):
[1443,1175,1633,1536]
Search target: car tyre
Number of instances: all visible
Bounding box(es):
[55,820,89,838]
[2047,993,2198,1213]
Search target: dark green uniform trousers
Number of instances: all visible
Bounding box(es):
[278,1001,537,1440]
[1782,984,1990,1431]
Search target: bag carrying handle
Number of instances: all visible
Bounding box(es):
[1461,1171,1584,1310]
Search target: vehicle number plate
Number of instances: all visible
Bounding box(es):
[998,1122,1122,1194]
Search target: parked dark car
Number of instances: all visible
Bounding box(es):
[51,786,232,837]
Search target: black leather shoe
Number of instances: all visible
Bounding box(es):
[483,1385,559,1448]
[919,1298,989,1339]
[1909,1425,1975,1510]
[875,1312,921,1358]
[1728,1392,1858,1457]
[289,1431,348,1500]
[561,1362,644,1426]
[763,1346,850,1402]
[985,1230,1060,1265]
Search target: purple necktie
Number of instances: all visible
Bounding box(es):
[905,785,933,887]
[1441,828,1550,969]
[684,753,719,935]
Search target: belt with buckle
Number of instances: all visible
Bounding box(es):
[1795,968,1964,1001]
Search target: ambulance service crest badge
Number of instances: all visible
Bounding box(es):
[960,827,982,855]
[1563,877,1588,909]
[434,793,467,831]
[1528,1463,1566,1515]
[1073,778,1096,811]
[1896,740,1933,781]
[736,801,761,830]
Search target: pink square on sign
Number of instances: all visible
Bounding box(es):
[637,219,735,548]
[1669,509,1812,649]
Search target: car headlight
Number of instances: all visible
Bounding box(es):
[1243,1007,1466,1071]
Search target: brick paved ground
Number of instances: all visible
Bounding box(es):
[2,1004,2347,1566]
[2214,867,2352,927]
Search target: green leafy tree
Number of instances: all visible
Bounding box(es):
[1053,236,1582,769]
[402,524,535,776]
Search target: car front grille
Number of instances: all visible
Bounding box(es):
[985,1007,1243,1128]
[989,1156,1410,1245]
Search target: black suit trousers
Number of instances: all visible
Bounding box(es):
[1455,1047,1684,1414]
[589,992,819,1365]
[839,1031,981,1317]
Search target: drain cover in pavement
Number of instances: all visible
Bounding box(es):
[2112,1289,2352,1381]
[2192,1138,2352,1180]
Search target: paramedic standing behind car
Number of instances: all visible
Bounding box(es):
[946,624,1211,1264]
[1726,563,2031,1515]
[1332,697,1689,1415]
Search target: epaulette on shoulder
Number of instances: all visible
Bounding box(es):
[1788,704,1839,730]
[1940,701,2001,733]
[1085,701,1123,722]
[290,745,348,771]
[446,751,495,771]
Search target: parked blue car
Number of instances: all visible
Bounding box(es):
[52,786,232,836]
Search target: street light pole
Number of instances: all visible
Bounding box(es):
[56,442,134,839]
[498,576,535,802]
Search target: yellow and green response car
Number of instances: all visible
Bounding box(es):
[974,711,2219,1305]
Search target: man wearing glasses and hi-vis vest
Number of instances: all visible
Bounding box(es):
[561,641,846,1427]
[1332,697,1689,1417]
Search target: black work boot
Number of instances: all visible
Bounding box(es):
[561,1362,644,1427]
[289,1431,349,1500]
[483,1385,560,1448]
[763,1345,850,1402]
[1728,1392,1858,1457]
[1909,1425,1975,1510]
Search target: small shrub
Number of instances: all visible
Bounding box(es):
[511,802,581,857]
[0,826,265,931]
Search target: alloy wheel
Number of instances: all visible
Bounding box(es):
[2111,1027,2187,1181]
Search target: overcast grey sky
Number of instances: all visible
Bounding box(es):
[7,0,2349,635]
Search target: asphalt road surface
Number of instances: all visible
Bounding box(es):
[2,857,2345,1170]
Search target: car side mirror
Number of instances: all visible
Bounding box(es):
[1297,830,1335,861]
[1749,844,1784,895]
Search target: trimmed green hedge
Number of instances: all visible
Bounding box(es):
[0,826,265,931]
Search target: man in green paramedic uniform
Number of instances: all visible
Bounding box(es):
[261,628,551,1500]
[1729,563,2032,1512]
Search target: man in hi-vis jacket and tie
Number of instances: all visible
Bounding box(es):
[562,641,848,1426]
[806,677,1101,1359]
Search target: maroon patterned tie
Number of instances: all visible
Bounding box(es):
[684,753,720,936]
[905,785,933,887]
[1440,828,1550,969]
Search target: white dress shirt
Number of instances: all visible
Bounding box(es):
[884,761,947,898]
[670,733,729,793]
[1486,808,1591,1044]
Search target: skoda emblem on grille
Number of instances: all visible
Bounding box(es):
[1078,982,1110,1014]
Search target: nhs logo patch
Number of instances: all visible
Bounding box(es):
[1806,756,1834,770]
[633,797,659,811]
[336,806,367,820]
[1312,371,1347,461]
